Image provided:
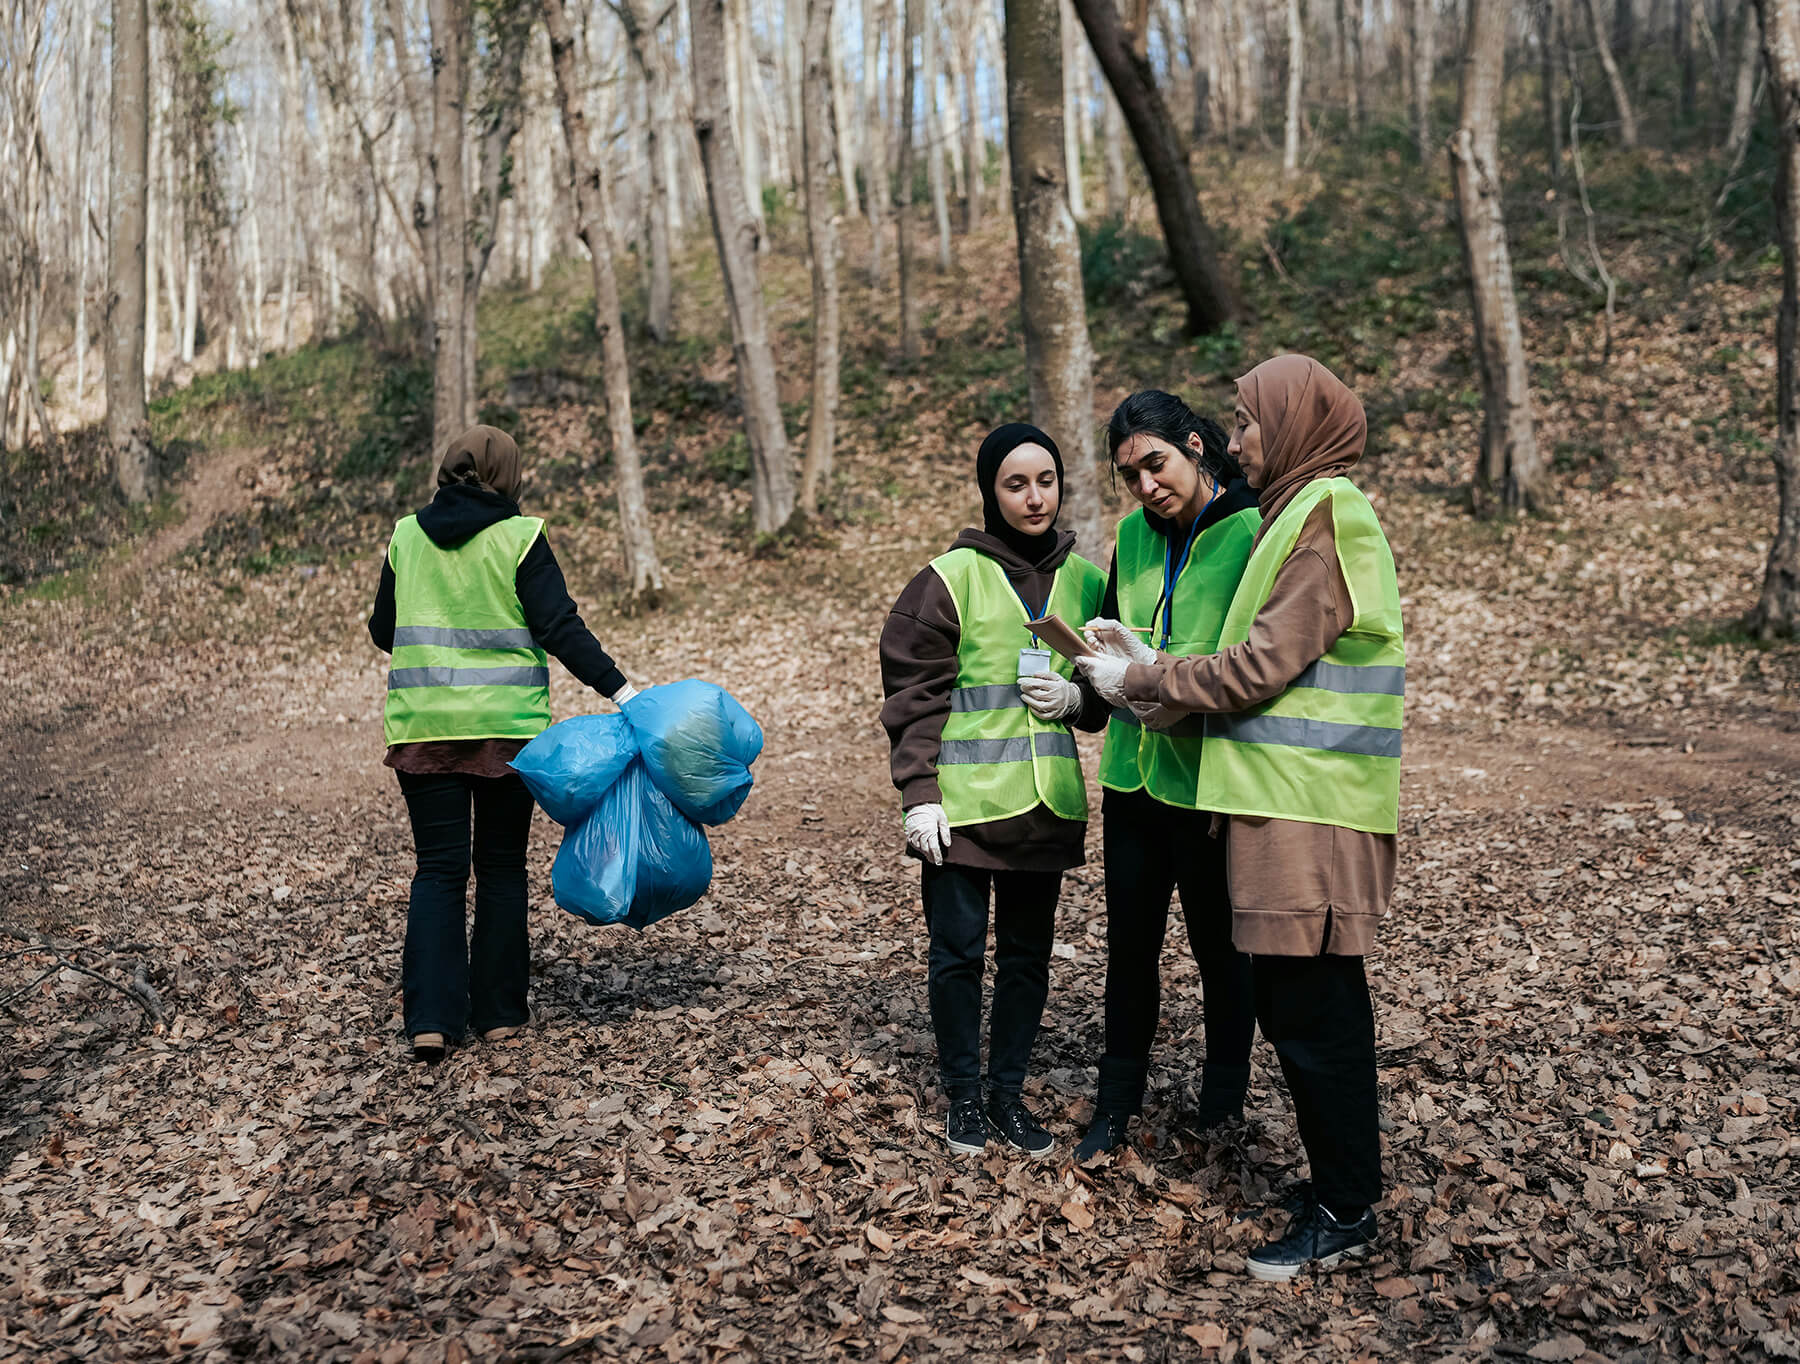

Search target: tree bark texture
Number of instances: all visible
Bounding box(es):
[1751,0,1800,634]
[923,1,953,270]
[107,0,155,502]
[1070,0,1239,335]
[614,0,678,342]
[1411,0,1435,164]
[1284,0,1305,176]
[1541,0,1565,186]
[863,0,891,284]
[896,0,921,359]
[1451,0,1549,516]
[1728,1,1763,158]
[801,0,841,516]
[1005,0,1104,551]
[544,0,663,596]
[1581,0,1641,146]
[429,0,473,454]
[691,0,796,534]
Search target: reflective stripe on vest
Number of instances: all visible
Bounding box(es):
[1194,478,1404,835]
[928,546,1106,828]
[1097,506,1260,807]
[382,514,553,746]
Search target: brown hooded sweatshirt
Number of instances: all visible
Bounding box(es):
[1121,356,1397,956]
[880,527,1109,873]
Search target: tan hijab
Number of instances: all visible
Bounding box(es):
[436,424,523,502]
[1235,355,1366,539]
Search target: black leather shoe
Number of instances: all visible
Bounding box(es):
[945,1095,988,1155]
[985,1095,1054,1158]
[412,1032,447,1065]
[1246,1200,1376,1281]
[1074,1110,1133,1163]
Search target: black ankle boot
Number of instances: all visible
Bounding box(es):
[1077,1055,1147,1164]
[1191,1062,1251,1131]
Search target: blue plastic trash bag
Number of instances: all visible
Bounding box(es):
[622,679,765,826]
[510,713,639,827]
[552,759,713,930]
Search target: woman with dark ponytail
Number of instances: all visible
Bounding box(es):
[1021,391,1262,1161]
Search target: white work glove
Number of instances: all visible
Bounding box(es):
[903,803,953,866]
[1129,698,1186,731]
[1076,652,1132,707]
[1083,618,1159,667]
[609,681,640,706]
[1019,672,1083,721]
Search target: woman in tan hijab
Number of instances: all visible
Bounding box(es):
[1078,355,1403,1281]
[369,426,640,1062]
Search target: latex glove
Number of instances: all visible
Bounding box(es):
[1083,617,1158,667]
[1019,672,1082,721]
[1076,652,1131,707]
[1129,698,1186,731]
[904,803,953,866]
[609,681,640,705]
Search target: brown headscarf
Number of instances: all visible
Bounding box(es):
[436,424,523,502]
[1235,354,1366,536]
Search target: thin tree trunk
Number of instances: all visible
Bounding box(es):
[692,0,796,534]
[614,0,678,341]
[1006,0,1104,550]
[1070,0,1239,334]
[923,0,953,269]
[544,0,664,597]
[1182,0,1212,141]
[107,0,155,502]
[1751,0,1800,634]
[1062,0,1088,220]
[1582,0,1641,146]
[957,5,985,230]
[1452,0,1549,515]
[1542,0,1565,186]
[863,0,891,283]
[429,0,472,453]
[801,0,841,516]
[1285,0,1305,176]
[1337,0,1362,129]
[1680,0,1699,122]
[896,0,921,358]
[1102,85,1130,214]
[829,1,861,217]
[1412,0,1435,164]
[1728,0,1763,156]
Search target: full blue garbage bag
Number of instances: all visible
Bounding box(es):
[551,759,713,929]
[622,679,765,826]
[509,712,639,826]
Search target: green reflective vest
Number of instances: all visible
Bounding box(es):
[382,514,553,746]
[1098,505,1261,807]
[1194,478,1404,835]
[930,546,1106,827]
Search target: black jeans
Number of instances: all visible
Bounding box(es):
[920,862,1061,1098]
[1255,952,1382,1213]
[397,770,536,1040]
[1099,789,1256,1105]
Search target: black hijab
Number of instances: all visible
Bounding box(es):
[976,423,1066,562]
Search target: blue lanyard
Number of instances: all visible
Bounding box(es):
[1153,481,1222,649]
[1007,571,1050,647]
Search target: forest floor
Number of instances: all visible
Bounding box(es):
[4,145,1800,1361]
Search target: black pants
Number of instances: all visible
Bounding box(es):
[1255,952,1382,1213]
[397,770,536,1040]
[920,862,1060,1098]
[1099,789,1256,1106]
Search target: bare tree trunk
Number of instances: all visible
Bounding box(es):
[829,1,861,217]
[107,0,155,502]
[801,0,841,516]
[1751,0,1800,633]
[956,3,985,230]
[863,0,891,283]
[1582,0,1641,146]
[1102,85,1130,214]
[1071,0,1239,334]
[1412,0,1435,163]
[1728,0,1764,156]
[923,0,953,269]
[1285,0,1305,176]
[1182,0,1212,141]
[1337,0,1362,129]
[429,0,472,453]
[613,0,678,342]
[1542,0,1565,185]
[1006,0,1104,550]
[692,0,796,534]
[896,0,921,358]
[1061,0,1088,220]
[1452,0,1548,516]
[544,0,663,597]
[1679,0,1699,122]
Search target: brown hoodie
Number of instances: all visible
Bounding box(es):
[1121,356,1397,956]
[879,527,1109,873]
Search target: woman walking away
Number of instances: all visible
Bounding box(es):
[369,425,640,1063]
[1077,356,1402,1280]
[880,423,1106,1158]
[1021,392,1262,1163]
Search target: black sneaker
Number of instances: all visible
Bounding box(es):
[985,1095,1054,1158]
[1074,1110,1132,1164]
[946,1095,988,1155]
[1245,1200,1376,1281]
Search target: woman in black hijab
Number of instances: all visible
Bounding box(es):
[877,424,1108,1158]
